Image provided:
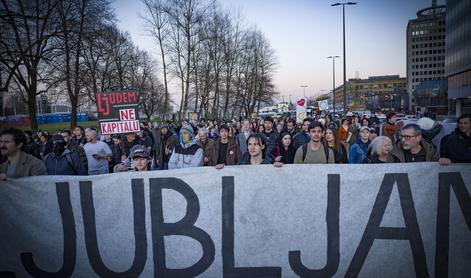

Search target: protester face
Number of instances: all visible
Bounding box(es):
[85,131,95,142]
[113,138,120,145]
[400,128,421,150]
[362,119,369,126]
[0,134,21,157]
[389,115,397,123]
[369,132,377,141]
[258,125,264,133]
[242,120,250,132]
[458,117,470,134]
[247,137,264,157]
[309,127,323,143]
[60,132,70,144]
[264,121,273,132]
[302,121,311,132]
[198,131,207,142]
[277,123,283,133]
[360,129,370,142]
[381,141,393,156]
[133,157,149,171]
[161,127,168,135]
[282,134,291,148]
[325,129,334,143]
[126,133,135,141]
[73,127,82,137]
[287,122,295,132]
[220,129,229,140]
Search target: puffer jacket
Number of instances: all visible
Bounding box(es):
[168,143,203,169]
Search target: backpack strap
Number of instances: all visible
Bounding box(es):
[302,143,308,162]
[323,143,330,163]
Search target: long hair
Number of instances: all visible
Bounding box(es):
[325,127,342,154]
[246,133,267,158]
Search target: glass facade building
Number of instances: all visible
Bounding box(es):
[446,0,471,115]
[406,3,446,110]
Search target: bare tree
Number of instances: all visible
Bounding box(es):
[1,0,60,131]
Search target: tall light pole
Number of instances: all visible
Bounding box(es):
[327,55,340,113]
[331,2,356,115]
[300,85,308,99]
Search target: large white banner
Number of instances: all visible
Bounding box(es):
[1,163,470,277]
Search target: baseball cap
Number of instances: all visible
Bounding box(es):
[130,145,149,159]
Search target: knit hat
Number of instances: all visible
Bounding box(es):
[180,124,194,136]
[130,145,149,159]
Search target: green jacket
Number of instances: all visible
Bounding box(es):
[387,139,439,163]
[0,152,47,178]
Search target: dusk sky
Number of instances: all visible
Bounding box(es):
[113,0,446,103]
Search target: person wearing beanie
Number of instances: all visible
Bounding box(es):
[168,124,203,169]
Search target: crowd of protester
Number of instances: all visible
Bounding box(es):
[1,112,470,180]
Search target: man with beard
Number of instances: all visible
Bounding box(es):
[153,123,179,170]
[44,134,86,175]
[197,128,214,166]
[387,123,439,163]
[0,128,47,180]
[60,129,88,172]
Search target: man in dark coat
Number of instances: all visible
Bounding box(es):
[439,114,471,164]
[153,124,179,170]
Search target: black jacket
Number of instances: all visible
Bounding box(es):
[440,128,471,163]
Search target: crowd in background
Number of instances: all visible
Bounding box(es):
[1,112,470,180]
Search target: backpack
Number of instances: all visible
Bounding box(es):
[302,143,330,164]
[44,152,77,174]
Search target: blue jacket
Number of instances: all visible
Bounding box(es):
[349,139,371,164]
[45,148,87,175]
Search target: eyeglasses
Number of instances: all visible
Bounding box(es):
[401,134,418,140]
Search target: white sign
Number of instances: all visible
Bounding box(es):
[100,120,140,134]
[318,99,329,111]
[296,98,307,123]
[1,164,470,277]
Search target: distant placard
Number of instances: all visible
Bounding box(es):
[296,98,306,123]
[96,91,139,134]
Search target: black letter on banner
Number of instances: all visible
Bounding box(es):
[222,176,282,277]
[346,174,429,277]
[21,182,76,277]
[80,179,147,277]
[435,172,471,277]
[288,174,340,277]
[150,177,215,277]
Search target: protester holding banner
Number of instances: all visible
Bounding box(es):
[261,117,279,162]
[168,124,203,169]
[294,122,334,164]
[239,133,272,165]
[388,123,439,163]
[363,136,393,164]
[0,128,47,180]
[83,129,112,175]
[439,114,471,164]
[209,124,242,169]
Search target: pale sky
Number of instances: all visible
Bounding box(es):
[113,0,445,103]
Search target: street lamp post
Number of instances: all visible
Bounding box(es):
[331,2,356,115]
[327,55,340,113]
[300,85,308,99]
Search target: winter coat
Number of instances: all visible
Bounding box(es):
[387,139,439,163]
[153,129,179,169]
[197,138,214,166]
[67,141,88,173]
[440,128,471,163]
[23,140,41,159]
[292,131,309,150]
[330,143,349,164]
[349,139,371,164]
[168,143,203,169]
[382,121,402,142]
[261,130,279,160]
[239,152,272,165]
[209,138,242,166]
[0,152,47,178]
[44,149,86,175]
[270,144,297,164]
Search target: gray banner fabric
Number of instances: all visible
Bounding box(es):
[0,163,470,277]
